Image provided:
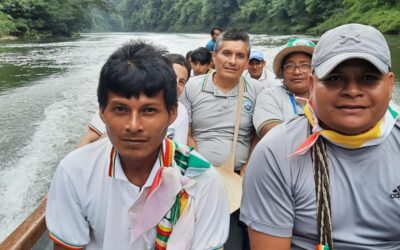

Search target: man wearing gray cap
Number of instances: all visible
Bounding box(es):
[240,23,399,249]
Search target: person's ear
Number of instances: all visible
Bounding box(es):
[308,73,316,99]
[386,72,395,101]
[168,104,178,126]
[99,106,105,123]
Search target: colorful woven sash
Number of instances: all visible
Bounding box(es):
[154,139,189,250]
[128,138,211,249]
[291,101,399,156]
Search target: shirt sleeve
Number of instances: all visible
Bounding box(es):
[179,83,193,125]
[170,103,189,145]
[46,161,90,248]
[191,168,230,249]
[88,110,106,135]
[240,127,295,237]
[253,87,283,135]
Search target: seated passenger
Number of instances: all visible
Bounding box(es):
[205,27,222,52]
[77,52,191,147]
[46,40,229,250]
[190,47,212,76]
[253,38,315,138]
[241,23,399,250]
[243,50,280,89]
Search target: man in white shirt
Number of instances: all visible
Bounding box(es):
[46,41,229,250]
[243,50,280,89]
[77,52,191,147]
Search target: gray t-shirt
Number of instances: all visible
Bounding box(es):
[241,116,400,249]
[253,85,304,136]
[180,72,262,170]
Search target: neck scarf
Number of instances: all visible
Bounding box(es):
[291,100,399,156]
[128,138,211,249]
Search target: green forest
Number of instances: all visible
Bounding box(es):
[1,0,399,39]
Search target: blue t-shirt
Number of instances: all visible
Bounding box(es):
[205,40,215,52]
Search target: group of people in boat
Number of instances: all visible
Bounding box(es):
[45,23,400,250]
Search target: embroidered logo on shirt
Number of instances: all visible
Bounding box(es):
[389,185,400,199]
[242,97,254,115]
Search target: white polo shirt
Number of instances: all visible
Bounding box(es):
[242,69,281,89]
[89,102,189,144]
[46,138,229,249]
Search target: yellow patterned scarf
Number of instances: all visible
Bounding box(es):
[291,101,399,156]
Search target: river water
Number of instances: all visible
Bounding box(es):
[0,32,399,242]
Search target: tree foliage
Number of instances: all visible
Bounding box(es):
[111,0,399,34]
[0,0,110,37]
[0,0,399,38]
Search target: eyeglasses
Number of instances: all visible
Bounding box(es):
[283,63,311,73]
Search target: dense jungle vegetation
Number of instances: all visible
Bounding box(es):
[0,0,399,38]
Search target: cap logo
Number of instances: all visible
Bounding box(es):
[339,34,361,45]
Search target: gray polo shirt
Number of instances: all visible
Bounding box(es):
[180,72,262,170]
[253,85,305,136]
[241,116,400,249]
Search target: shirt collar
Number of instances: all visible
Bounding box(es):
[107,139,177,189]
[258,69,267,81]
[202,72,247,97]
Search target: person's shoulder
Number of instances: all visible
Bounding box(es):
[259,115,308,150]
[60,138,109,175]
[177,101,188,114]
[186,74,207,89]
[243,76,263,95]
[258,84,285,98]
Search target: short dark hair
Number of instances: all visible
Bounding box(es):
[164,53,190,78]
[211,27,222,36]
[98,40,177,112]
[185,50,193,61]
[214,28,251,57]
[190,47,212,64]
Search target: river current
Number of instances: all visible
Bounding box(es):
[0,32,399,241]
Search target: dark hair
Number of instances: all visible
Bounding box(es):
[211,27,222,36]
[97,40,177,112]
[214,28,251,57]
[190,47,212,64]
[185,50,193,61]
[164,53,191,78]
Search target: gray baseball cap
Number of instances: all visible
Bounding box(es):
[312,23,391,79]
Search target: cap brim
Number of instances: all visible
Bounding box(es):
[215,167,243,213]
[250,56,264,61]
[314,52,389,79]
[273,46,314,78]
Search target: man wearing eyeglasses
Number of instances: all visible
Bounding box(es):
[243,50,280,89]
[253,38,315,138]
